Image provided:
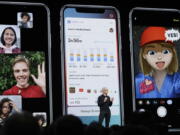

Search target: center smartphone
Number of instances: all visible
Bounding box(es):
[0,2,52,126]
[60,4,124,126]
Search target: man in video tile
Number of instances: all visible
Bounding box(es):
[2,55,46,98]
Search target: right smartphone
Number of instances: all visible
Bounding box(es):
[129,7,180,130]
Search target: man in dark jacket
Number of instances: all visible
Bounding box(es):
[98,87,114,127]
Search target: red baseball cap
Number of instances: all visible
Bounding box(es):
[140,26,173,46]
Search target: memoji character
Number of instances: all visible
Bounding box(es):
[135,26,180,98]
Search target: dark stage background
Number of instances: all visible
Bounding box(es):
[1,0,180,125]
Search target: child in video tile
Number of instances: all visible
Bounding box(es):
[0,27,20,53]
[19,12,31,28]
[135,26,180,98]
[3,55,46,98]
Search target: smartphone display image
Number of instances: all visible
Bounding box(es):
[17,12,33,29]
[0,52,46,98]
[0,2,52,125]
[61,4,123,126]
[0,95,22,125]
[33,112,47,127]
[130,7,180,129]
[0,25,21,53]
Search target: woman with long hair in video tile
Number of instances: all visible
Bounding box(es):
[0,98,19,126]
[3,55,46,98]
[0,27,20,53]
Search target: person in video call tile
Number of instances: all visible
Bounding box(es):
[34,114,46,127]
[0,98,19,125]
[19,12,31,28]
[3,55,46,98]
[136,26,180,98]
[98,87,113,127]
[0,27,20,53]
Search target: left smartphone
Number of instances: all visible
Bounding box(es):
[0,2,52,127]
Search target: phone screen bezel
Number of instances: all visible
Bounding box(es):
[129,7,180,130]
[60,4,124,125]
[0,1,52,124]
